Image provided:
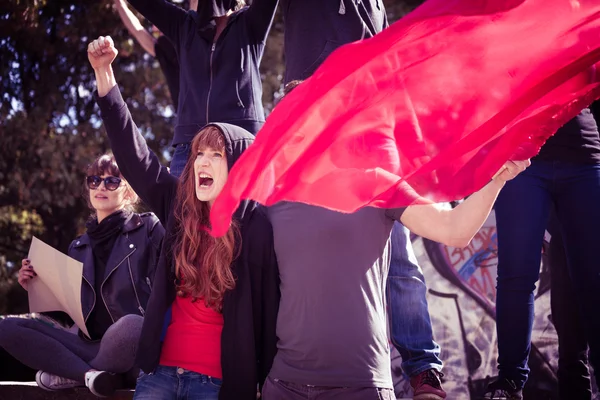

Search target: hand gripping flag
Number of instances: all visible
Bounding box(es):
[210,0,600,236]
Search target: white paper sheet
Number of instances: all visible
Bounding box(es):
[27,237,90,338]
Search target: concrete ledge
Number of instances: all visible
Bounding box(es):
[0,382,133,400]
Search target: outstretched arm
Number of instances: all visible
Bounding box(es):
[88,36,178,225]
[400,160,530,248]
[113,0,157,56]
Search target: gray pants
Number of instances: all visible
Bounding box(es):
[262,376,395,400]
[0,314,143,382]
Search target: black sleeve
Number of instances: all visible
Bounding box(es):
[154,35,180,109]
[385,179,423,221]
[247,208,280,389]
[258,211,280,387]
[243,0,279,43]
[95,85,178,226]
[145,213,166,282]
[146,213,165,252]
[126,0,189,47]
[258,245,279,387]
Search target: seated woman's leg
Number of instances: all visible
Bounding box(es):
[84,315,145,397]
[0,317,99,381]
[89,314,144,373]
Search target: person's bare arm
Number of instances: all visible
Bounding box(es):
[113,0,157,56]
[400,160,530,247]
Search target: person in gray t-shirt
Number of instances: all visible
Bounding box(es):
[261,160,529,400]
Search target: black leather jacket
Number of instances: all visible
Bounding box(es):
[68,212,164,336]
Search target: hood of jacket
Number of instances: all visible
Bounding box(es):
[202,122,256,222]
[198,0,238,19]
[196,0,242,40]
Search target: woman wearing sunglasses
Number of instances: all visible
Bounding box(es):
[0,154,165,397]
[88,36,279,400]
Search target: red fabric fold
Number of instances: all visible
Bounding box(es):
[210,0,600,237]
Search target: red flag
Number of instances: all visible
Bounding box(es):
[210,0,600,237]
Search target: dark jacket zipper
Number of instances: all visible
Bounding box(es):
[127,258,145,316]
[206,42,216,123]
[100,248,136,323]
[82,275,96,326]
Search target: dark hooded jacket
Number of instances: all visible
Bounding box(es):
[126,0,278,145]
[282,0,387,84]
[96,86,280,400]
[197,0,238,25]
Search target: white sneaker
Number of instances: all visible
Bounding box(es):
[85,370,122,398]
[35,370,83,391]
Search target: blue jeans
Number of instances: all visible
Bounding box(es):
[495,160,600,389]
[133,366,221,400]
[170,143,191,178]
[387,222,443,377]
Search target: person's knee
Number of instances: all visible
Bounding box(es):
[105,314,144,341]
[93,315,144,371]
[0,318,29,344]
[118,314,144,331]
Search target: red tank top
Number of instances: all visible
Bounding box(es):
[159,295,224,378]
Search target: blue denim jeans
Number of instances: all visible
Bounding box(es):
[133,366,222,400]
[495,160,600,389]
[387,222,443,377]
[170,143,191,178]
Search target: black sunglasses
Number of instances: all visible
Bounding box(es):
[86,175,122,191]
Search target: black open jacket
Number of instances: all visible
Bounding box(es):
[70,211,164,339]
[96,86,280,400]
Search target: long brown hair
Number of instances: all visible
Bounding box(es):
[173,126,240,311]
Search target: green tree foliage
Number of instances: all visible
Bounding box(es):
[0,0,422,312]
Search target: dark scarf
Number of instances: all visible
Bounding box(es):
[85,209,130,339]
[86,210,130,266]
